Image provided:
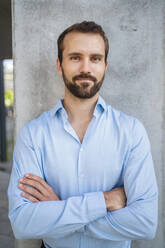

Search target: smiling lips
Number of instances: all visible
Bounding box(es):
[73,74,97,83]
[76,78,93,83]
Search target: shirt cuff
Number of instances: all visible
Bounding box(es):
[84,191,107,222]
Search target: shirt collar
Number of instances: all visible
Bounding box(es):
[93,95,107,118]
[50,99,64,116]
[51,95,107,118]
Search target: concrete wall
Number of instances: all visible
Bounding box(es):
[12,0,165,247]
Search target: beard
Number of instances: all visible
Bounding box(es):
[61,68,105,99]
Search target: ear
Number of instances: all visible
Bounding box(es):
[105,60,108,71]
[56,58,62,75]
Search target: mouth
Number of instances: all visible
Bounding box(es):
[73,74,97,84]
[76,78,93,83]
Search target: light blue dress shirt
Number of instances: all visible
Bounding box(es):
[8,96,158,248]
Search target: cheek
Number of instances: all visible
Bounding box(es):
[63,61,79,74]
[95,67,106,79]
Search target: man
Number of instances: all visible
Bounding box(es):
[8,21,158,248]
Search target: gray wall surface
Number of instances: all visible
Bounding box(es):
[12,0,165,247]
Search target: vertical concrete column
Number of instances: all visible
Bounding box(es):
[12,0,165,248]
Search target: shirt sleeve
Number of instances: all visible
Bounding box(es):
[84,119,158,241]
[8,124,107,240]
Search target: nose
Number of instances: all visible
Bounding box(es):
[80,58,91,74]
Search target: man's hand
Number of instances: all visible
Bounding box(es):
[18,173,60,202]
[104,187,126,211]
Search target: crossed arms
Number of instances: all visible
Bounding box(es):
[18,173,126,211]
[8,120,158,241]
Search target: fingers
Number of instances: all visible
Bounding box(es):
[18,183,44,201]
[19,177,48,196]
[111,186,124,192]
[18,174,49,201]
[18,173,60,202]
[104,186,127,211]
[21,191,39,203]
[25,174,52,191]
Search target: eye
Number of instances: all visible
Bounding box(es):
[70,56,80,61]
[91,57,102,63]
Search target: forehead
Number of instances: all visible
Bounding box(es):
[62,32,105,55]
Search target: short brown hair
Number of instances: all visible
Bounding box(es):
[57,21,109,64]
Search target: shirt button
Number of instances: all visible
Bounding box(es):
[80,147,83,152]
[80,174,84,178]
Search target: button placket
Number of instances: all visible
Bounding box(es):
[77,146,86,194]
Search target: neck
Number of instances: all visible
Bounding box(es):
[63,87,99,123]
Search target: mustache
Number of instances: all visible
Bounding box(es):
[72,74,97,83]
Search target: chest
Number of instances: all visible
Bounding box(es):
[70,120,90,143]
[40,131,128,199]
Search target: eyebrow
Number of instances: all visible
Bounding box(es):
[67,52,104,58]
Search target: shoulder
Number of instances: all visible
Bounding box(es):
[107,105,135,130]
[17,108,53,145]
[106,105,149,144]
[22,110,49,132]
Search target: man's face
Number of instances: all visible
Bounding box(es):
[57,32,108,99]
